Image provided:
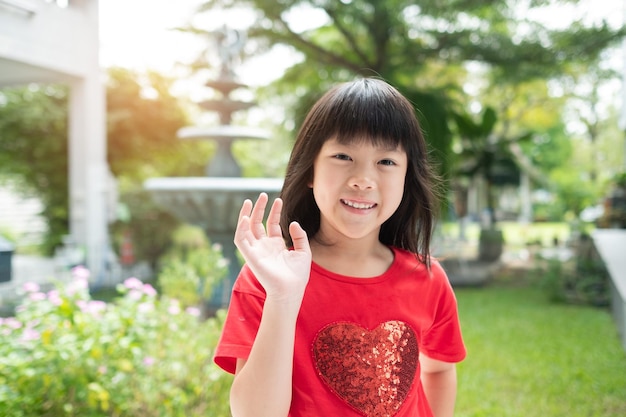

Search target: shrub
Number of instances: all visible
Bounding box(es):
[0,267,232,417]
[538,248,610,307]
[110,189,181,270]
[156,224,229,312]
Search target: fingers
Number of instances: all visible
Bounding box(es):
[266,198,283,238]
[289,221,311,255]
[235,194,295,250]
[235,193,274,248]
[237,198,253,224]
[249,193,269,238]
[234,200,252,249]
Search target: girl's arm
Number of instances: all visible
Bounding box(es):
[229,193,312,417]
[419,354,458,417]
[230,294,302,417]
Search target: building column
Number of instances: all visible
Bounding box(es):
[68,73,109,280]
[67,0,110,281]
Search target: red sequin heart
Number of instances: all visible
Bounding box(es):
[312,320,418,416]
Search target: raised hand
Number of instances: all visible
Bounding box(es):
[234,193,312,301]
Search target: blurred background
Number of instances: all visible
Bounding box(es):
[0,1,625,416]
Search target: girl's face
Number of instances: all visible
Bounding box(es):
[310,137,407,244]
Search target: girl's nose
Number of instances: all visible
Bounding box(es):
[349,167,375,190]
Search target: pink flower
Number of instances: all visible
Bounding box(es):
[88,300,107,314]
[71,265,90,280]
[77,300,106,315]
[4,318,22,329]
[128,289,143,301]
[186,307,201,317]
[47,290,62,306]
[168,302,181,315]
[67,275,88,295]
[123,277,143,290]
[22,282,40,293]
[20,328,40,341]
[142,284,157,297]
[143,356,155,367]
[28,292,46,302]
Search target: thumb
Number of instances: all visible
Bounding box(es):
[289,221,310,255]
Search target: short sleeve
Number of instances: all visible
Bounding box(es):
[419,260,467,363]
[213,265,266,374]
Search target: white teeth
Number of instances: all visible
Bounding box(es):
[342,200,375,209]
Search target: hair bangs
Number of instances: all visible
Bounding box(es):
[324,79,416,151]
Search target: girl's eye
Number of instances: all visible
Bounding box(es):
[333,153,352,161]
[379,159,396,166]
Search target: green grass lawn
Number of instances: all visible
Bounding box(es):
[455,283,626,417]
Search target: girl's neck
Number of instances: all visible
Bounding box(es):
[310,236,394,278]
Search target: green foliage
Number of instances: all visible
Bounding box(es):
[532,199,573,222]
[536,236,610,306]
[157,225,229,309]
[549,166,602,217]
[196,0,624,180]
[0,85,70,255]
[521,127,572,174]
[614,171,626,189]
[451,105,531,227]
[106,68,211,183]
[109,189,180,269]
[0,268,232,416]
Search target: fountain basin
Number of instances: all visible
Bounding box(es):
[177,125,271,142]
[145,177,283,232]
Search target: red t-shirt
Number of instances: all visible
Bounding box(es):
[214,247,466,417]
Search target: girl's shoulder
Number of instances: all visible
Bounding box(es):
[390,246,449,282]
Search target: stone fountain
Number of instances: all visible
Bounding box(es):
[144,27,282,308]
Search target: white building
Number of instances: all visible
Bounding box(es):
[0,0,111,280]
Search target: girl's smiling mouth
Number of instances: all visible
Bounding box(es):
[341,199,377,210]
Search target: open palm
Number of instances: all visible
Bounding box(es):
[234,193,312,300]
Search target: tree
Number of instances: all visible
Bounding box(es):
[106,67,211,185]
[451,105,535,260]
[453,107,511,225]
[0,85,70,254]
[455,72,570,220]
[193,0,624,184]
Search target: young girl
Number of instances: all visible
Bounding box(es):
[214,78,466,417]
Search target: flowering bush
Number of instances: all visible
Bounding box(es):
[0,267,232,416]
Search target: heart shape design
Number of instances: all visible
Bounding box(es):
[312,320,418,416]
